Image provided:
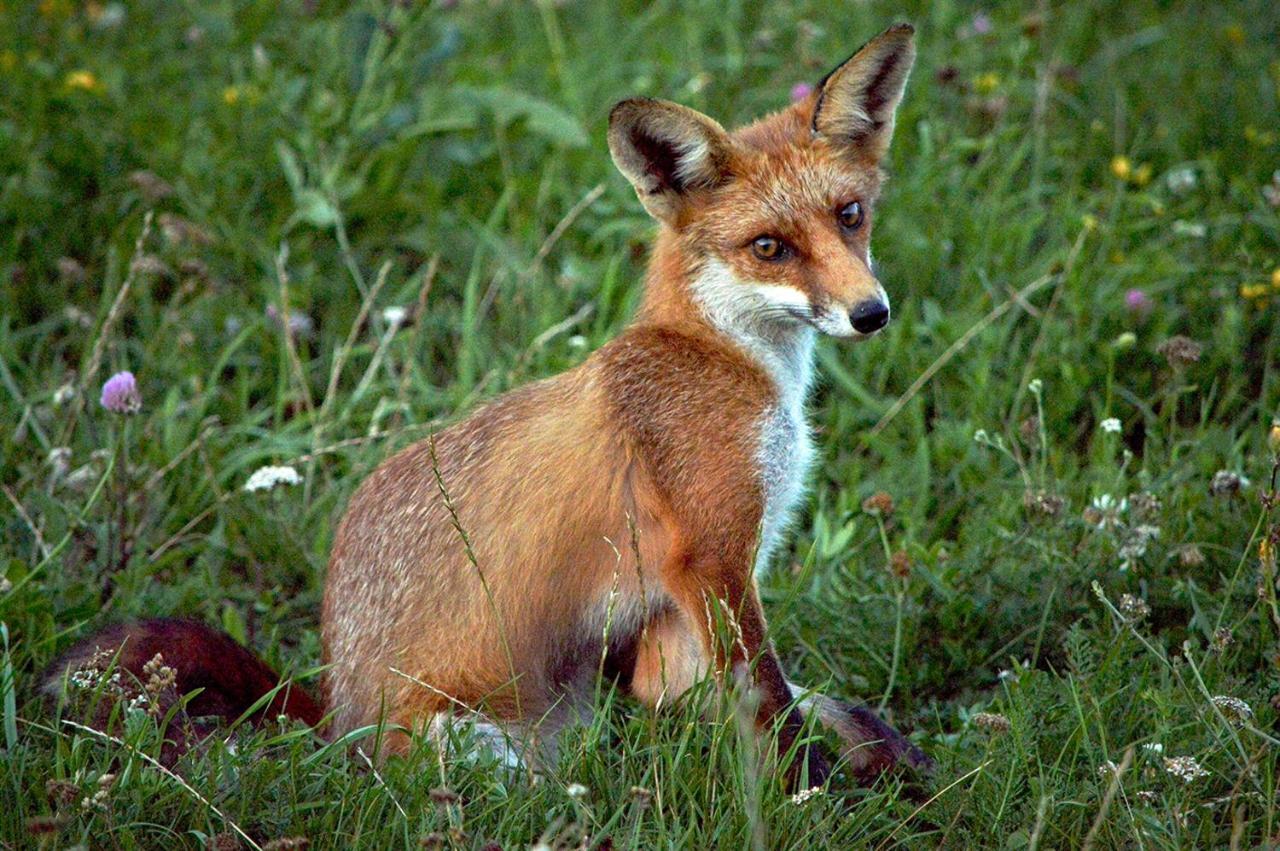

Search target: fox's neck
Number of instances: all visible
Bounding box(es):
[637,230,817,411]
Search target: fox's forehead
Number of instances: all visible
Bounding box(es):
[699,145,880,238]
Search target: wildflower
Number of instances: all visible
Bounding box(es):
[567,334,588,349]
[1156,335,1202,368]
[973,428,989,443]
[88,2,125,30]
[1110,156,1131,181]
[1100,417,1122,434]
[566,782,588,799]
[973,712,1011,733]
[1112,331,1137,351]
[1027,378,1043,394]
[997,668,1020,684]
[1142,742,1164,754]
[56,256,86,284]
[1269,421,1280,455]
[127,170,174,201]
[1208,470,1248,497]
[1136,789,1159,804]
[790,786,824,805]
[789,82,813,103]
[100,371,141,414]
[1124,288,1153,319]
[1165,167,1197,194]
[1023,489,1065,518]
[207,833,242,851]
[1097,760,1120,778]
[1171,219,1207,238]
[244,465,301,493]
[222,85,243,106]
[1085,494,1127,530]
[261,840,310,850]
[1211,695,1253,727]
[1019,415,1039,445]
[1119,525,1160,568]
[629,786,653,809]
[382,306,408,326]
[158,213,213,247]
[64,70,103,93]
[1081,213,1099,232]
[1163,755,1209,783]
[1211,627,1233,652]
[1265,171,1280,208]
[1223,23,1245,45]
[971,12,993,35]
[1179,544,1206,568]
[1119,593,1150,619]
[974,72,1000,94]
[861,491,894,518]
[266,304,315,337]
[1132,163,1153,187]
[429,787,461,806]
[48,447,72,480]
[1129,491,1161,520]
[889,550,911,578]
[0,576,10,594]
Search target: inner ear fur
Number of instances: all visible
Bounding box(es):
[812,22,916,160]
[608,97,731,222]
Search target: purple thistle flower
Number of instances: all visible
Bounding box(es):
[972,12,993,35]
[100,371,141,414]
[790,82,814,103]
[1124,288,1154,319]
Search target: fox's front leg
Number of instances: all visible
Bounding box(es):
[661,539,830,790]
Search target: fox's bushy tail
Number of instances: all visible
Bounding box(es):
[43,618,324,728]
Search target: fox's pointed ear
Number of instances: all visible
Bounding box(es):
[812,23,916,161]
[608,98,732,223]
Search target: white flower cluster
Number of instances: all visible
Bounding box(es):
[244,465,301,492]
[790,786,824,805]
[1163,755,1209,783]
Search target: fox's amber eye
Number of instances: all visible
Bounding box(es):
[751,236,785,261]
[837,201,864,231]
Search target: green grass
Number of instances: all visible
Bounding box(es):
[2,0,1280,847]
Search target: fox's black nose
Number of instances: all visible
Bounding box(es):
[849,300,890,334]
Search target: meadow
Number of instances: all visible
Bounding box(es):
[2,0,1279,847]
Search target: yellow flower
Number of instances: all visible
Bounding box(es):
[1110,156,1131,181]
[1224,23,1246,46]
[64,70,103,93]
[1081,213,1099,232]
[1132,163,1153,187]
[1240,283,1269,299]
[1269,421,1280,454]
[1262,538,1275,571]
[222,85,242,106]
[1272,268,1280,289]
[974,72,1000,94]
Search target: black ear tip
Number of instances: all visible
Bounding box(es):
[887,22,915,37]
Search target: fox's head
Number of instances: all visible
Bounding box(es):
[609,24,916,341]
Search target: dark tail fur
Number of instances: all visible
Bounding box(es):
[43,618,324,728]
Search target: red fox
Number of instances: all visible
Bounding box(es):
[47,24,929,789]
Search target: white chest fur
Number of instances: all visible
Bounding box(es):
[690,261,818,574]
